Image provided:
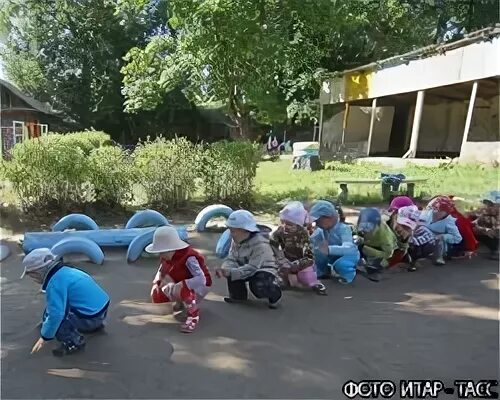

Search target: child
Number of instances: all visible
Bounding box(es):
[216,210,282,309]
[21,248,110,357]
[398,205,445,268]
[356,208,398,282]
[308,200,360,284]
[388,196,415,213]
[269,201,327,295]
[147,226,212,333]
[421,196,463,263]
[386,204,418,270]
[468,191,500,260]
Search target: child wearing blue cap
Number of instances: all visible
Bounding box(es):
[356,208,398,281]
[216,210,282,309]
[308,200,360,284]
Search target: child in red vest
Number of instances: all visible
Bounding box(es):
[146,226,212,333]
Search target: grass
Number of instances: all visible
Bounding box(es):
[253,159,499,211]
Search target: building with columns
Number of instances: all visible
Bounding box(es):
[318,25,500,164]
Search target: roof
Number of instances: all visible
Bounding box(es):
[326,24,500,78]
[0,78,60,116]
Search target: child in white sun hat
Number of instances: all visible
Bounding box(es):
[216,210,282,309]
[147,226,212,333]
[270,201,327,295]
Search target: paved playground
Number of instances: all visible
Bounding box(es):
[1,230,499,399]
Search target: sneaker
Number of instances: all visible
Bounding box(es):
[52,341,86,357]
[312,283,328,295]
[268,294,282,309]
[223,297,247,304]
[434,257,446,266]
[180,309,199,333]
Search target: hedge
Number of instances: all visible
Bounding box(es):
[1,132,260,211]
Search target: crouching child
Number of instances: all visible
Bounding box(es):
[147,226,212,333]
[270,201,327,295]
[22,248,110,357]
[216,210,282,309]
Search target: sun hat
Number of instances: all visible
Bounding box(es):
[309,200,338,222]
[145,226,189,253]
[388,196,415,212]
[357,208,381,232]
[279,201,308,226]
[225,210,260,232]
[482,191,500,205]
[21,248,60,279]
[396,205,420,230]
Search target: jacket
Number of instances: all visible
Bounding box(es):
[469,205,499,239]
[362,221,398,260]
[269,224,314,271]
[310,222,359,258]
[41,264,110,340]
[221,233,277,280]
[422,211,462,244]
[157,246,212,290]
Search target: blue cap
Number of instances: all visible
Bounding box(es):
[357,208,381,232]
[309,200,338,222]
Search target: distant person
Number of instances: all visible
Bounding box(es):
[468,191,500,260]
[216,210,282,308]
[309,200,360,284]
[270,201,327,295]
[148,226,212,333]
[22,249,110,357]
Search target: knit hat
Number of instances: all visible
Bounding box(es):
[428,196,455,214]
[21,248,61,284]
[309,200,338,222]
[226,210,260,232]
[388,196,415,212]
[279,201,308,226]
[357,208,381,232]
[396,205,420,230]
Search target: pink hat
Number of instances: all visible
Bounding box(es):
[389,196,415,212]
[396,205,420,230]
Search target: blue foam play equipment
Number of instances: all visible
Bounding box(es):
[0,244,11,262]
[125,209,169,229]
[23,209,189,263]
[51,237,105,265]
[52,214,99,232]
[194,204,233,232]
[215,229,232,259]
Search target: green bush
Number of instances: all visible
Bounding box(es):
[87,146,134,206]
[48,131,112,155]
[199,141,260,205]
[3,137,91,210]
[133,136,200,208]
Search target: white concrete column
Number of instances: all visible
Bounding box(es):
[341,102,349,145]
[366,98,378,156]
[317,104,324,144]
[403,90,425,159]
[459,81,479,155]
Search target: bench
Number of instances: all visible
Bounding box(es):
[334,177,428,203]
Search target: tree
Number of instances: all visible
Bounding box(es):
[0,0,168,138]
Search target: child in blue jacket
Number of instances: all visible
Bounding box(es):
[21,248,110,357]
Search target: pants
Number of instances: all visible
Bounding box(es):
[315,253,359,283]
[476,235,499,252]
[280,265,320,288]
[48,309,107,347]
[226,271,282,303]
[408,238,445,264]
